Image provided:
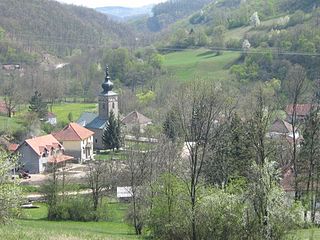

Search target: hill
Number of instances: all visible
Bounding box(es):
[0,0,135,57]
[96,5,153,21]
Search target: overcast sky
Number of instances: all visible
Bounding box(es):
[56,0,167,8]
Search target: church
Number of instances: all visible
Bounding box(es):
[77,66,119,149]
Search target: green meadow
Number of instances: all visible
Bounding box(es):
[163,49,240,82]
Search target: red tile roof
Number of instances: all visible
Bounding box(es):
[47,154,74,163]
[285,104,312,116]
[8,143,19,152]
[24,134,62,156]
[53,122,94,141]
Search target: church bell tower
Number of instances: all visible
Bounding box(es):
[98,65,118,120]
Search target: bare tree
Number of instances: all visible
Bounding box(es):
[175,82,224,240]
[124,145,151,235]
[86,160,118,211]
[2,73,23,118]
[285,64,307,199]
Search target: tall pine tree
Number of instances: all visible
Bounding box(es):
[102,111,121,151]
[29,91,48,119]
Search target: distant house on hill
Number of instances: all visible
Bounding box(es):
[269,118,300,140]
[285,104,313,122]
[53,123,94,163]
[121,111,152,133]
[77,66,119,150]
[16,134,73,174]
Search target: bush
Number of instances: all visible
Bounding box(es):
[47,196,108,222]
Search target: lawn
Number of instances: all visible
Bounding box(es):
[0,115,24,133]
[163,48,240,82]
[51,102,97,123]
[289,228,320,240]
[0,201,138,240]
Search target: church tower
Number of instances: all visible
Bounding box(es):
[98,65,118,120]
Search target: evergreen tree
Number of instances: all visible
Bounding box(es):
[29,91,48,119]
[102,111,121,151]
[163,108,181,141]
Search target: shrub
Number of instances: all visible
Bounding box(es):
[47,196,108,222]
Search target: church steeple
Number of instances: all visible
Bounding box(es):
[101,65,114,94]
[98,64,118,120]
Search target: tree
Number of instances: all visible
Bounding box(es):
[175,82,224,240]
[2,73,22,118]
[284,64,307,200]
[250,12,261,28]
[163,108,182,142]
[102,111,121,151]
[0,151,21,223]
[29,91,48,119]
[86,160,119,211]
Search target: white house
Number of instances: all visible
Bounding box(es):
[16,134,73,174]
[53,122,94,163]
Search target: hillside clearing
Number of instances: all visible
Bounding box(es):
[163,49,240,82]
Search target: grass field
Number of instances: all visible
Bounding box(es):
[163,49,240,82]
[0,115,24,133]
[51,103,97,123]
[0,202,138,240]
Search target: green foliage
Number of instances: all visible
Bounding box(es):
[0,151,21,223]
[47,196,108,222]
[163,108,182,142]
[136,91,156,106]
[102,112,122,151]
[147,174,190,239]
[28,91,48,119]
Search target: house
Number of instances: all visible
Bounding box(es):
[53,122,94,163]
[268,118,300,140]
[46,112,57,125]
[2,64,20,71]
[16,134,73,174]
[121,111,152,133]
[77,66,119,149]
[285,104,313,122]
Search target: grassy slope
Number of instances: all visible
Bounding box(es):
[163,48,240,82]
[0,202,137,240]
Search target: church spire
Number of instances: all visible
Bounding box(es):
[101,65,114,94]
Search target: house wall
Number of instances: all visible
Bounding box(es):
[80,136,94,160]
[62,140,81,160]
[18,144,40,174]
[62,136,94,161]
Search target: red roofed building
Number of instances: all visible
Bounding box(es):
[53,122,94,162]
[285,104,313,122]
[16,134,74,173]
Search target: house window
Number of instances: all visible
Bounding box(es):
[95,139,97,143]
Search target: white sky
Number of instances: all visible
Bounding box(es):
[55,0,167,8]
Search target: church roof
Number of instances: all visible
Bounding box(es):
[122,111,152,125]
[86,117,108,130]
[77,112,107,130]
[77,112,98,127]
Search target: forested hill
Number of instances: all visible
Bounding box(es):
[0,0,134,57]
[146,0,212,32]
